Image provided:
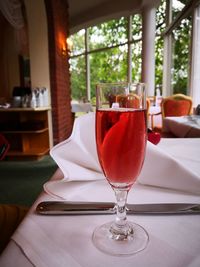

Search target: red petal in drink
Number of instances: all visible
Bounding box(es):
[96,109,147,187]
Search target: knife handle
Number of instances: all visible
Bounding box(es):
[36,201,116,215]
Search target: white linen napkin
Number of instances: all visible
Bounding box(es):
[50,112,102,181]
[46,112,200,198]
[12,216,82,267]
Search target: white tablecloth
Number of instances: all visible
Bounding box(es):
[0,139,200,267]
[163,115,200,137]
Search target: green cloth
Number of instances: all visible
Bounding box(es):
[0,155,58,206]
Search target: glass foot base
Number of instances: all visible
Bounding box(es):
[92,221,149,256]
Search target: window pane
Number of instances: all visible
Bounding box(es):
[172,0,189,19]
[171,16,192,94]
[155,36,164,87]
[89,17,127,50]
[131,41,142,81]
[69,29,85,56]
[155,0,165,87]
[131,14,142,41]
[90,46,128,99]
[69,56,86,100]
[131,14,142,82]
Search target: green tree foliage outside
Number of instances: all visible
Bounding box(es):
[69,0,191,101]
[172,16,192,95]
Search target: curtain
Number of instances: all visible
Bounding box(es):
[0,0,24,29]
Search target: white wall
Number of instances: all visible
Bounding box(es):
[24,0,50,96]
[24,0,53,147]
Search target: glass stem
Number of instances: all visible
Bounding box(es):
[113,188,128,228]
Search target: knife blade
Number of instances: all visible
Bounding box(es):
[36,201,200,215]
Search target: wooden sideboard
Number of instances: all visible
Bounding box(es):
[0,107,52,160]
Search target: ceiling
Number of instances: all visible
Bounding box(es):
[68,0,161,34]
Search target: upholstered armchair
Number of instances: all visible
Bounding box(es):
[152,94,193,133]
[161,94,193,118]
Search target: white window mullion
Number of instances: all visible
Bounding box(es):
[127,16,132,83]
[162,0,172,97]
[141,6,156,96]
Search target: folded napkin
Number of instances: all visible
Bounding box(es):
[47,113,200,197]
[50,113,102,182]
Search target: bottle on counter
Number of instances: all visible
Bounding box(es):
[43,87,49,107]
[30,90,37,108]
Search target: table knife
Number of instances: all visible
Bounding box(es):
[36,201,200,215]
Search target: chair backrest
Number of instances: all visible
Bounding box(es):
[161,94,193,119]
[146,98,150,115]
[0,133,10,160]
[108,94,150,123]
[116,94,140,108]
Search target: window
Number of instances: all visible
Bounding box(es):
[163,0,199,100]
[69,0,200,103]
[171,16,192,95]
[70,55,86,100]
[69,15,144,102]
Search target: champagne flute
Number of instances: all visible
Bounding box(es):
[92,82,149,256]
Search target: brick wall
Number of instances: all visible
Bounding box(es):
[45,0,73,145]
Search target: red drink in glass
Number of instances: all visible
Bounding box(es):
[93,82,149,256]
[96,109,147,187]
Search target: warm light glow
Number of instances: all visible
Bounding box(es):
[58,31,67,56]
